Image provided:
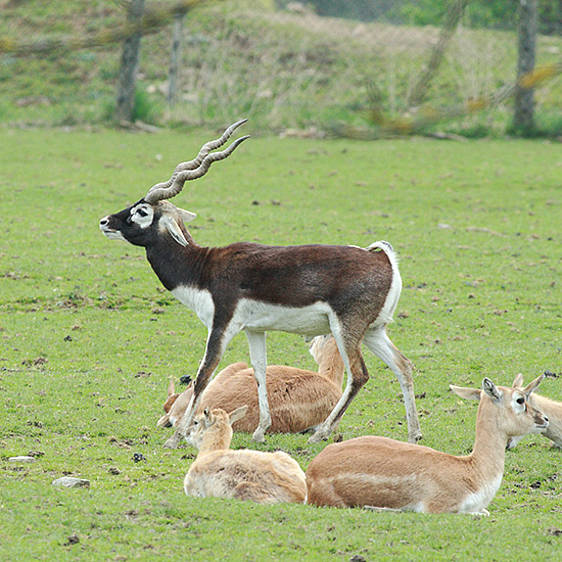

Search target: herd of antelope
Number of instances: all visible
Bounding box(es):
[100,120,559,515]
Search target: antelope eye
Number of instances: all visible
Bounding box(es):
[136,208,148,217]
[516,397,525,405]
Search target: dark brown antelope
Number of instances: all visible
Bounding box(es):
[99,120,421,447]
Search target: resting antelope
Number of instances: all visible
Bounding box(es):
[507,373,561,449]
[99,119,421,447]
[183,406,307,504]
[305,376,548,515]
[157,335,344,434]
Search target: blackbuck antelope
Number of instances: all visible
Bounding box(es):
[99,119,421,447]
[184,406,307,504]
[306,376,548,515]
[157,335,344,434]
[507,374,561,449]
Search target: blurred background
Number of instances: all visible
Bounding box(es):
[1,0,560,138]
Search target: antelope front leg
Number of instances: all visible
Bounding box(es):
[245,330,271,443]
[163,326,227,448]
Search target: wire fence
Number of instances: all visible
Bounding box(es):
[0,1,200,57]
[1,1,560,136]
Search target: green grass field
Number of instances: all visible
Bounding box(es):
[0,128,560,560]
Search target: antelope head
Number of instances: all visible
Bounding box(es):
[99,119,249,248]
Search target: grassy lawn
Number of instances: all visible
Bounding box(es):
[0,128,560,560]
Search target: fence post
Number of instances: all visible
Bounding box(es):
[115,0,145,123]
[513,0,537,133]
[168,12,184,106]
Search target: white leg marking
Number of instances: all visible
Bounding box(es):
[245,330,270,442]
[363,327,421,443]
[309,314,355,443]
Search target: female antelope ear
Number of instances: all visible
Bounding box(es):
[167,378,175,397]
[156,413,172,427]
[482,378,502,402]
[229,405,248,425]
[450,384,481,401]
[160,215,188,247]
[512,373,524,388]
[523,373,544,397]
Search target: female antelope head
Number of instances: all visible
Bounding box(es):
[451,375,548,439]
[186,406,249,452]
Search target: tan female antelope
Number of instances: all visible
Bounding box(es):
[157,335,344,434]
[507,373,561,449]
[305,376,548,515]
[184,406,307,504]
[99,120,421,447]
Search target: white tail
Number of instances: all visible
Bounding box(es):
[507,374,561,449]
[305,376,548,515]
[183,407,307,504]
[158,335,344,434]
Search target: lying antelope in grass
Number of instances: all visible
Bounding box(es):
[184,406,307,504]
[305,376,548,515]
[158,335,344,434]
[99,120,421,447]
[507,373,561,449]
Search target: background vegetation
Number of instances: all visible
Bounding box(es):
[0,128,560,560]
[0,0,560,136]
[286,0,560,34]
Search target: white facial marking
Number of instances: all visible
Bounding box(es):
[100,228,127,241]
[129,203,154,229]
[511,392,526,415]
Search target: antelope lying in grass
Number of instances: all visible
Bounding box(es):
[507,373,561,449]
[158,335,344,434]
[184,406,307,504]
[99,119,421,447]
[305,376,548,515]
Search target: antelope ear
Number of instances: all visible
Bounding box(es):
[156,413,171,427]
[450,384,481,401]
[523,373,544,397]
[167,378,175,397]
[177,207,197,224]
[482,378,502,402]
[160,215,188,247]
[512,373,524,388]
[229,405,248,425]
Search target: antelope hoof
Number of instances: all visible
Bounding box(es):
[308,427,330,444]
[252,428,266,443]
[408,430,423,444]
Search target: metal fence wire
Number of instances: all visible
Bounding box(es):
[0,1,560,136]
